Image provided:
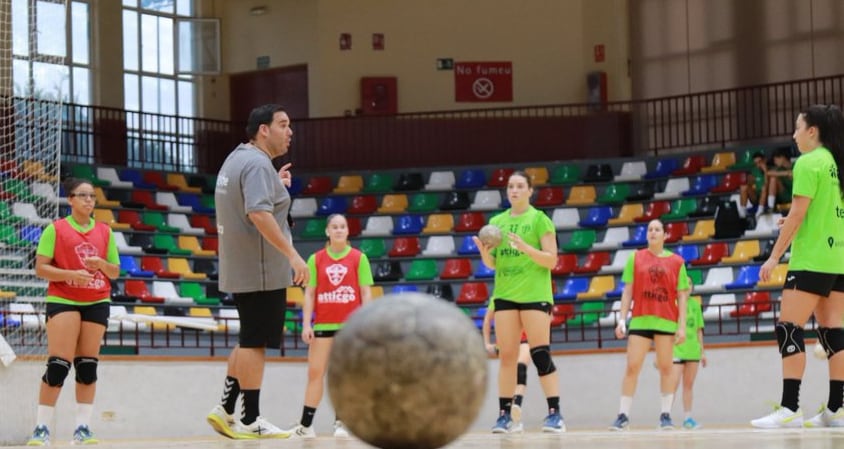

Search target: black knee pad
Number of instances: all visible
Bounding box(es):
[74,357,99,385]
[42,356,71,387]
[817,328,844,359]
[530,345,556,376]
[775,322,805,358]
[517,363,527,386]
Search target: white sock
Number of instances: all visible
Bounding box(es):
[619,396,633,415]
[685,411,693,420]
[737,206,747,218]
[767,195,775,208]
[76,403,94,429]
[661,394,674,414]
[36,405,54,428]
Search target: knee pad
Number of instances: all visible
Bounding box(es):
[41,356,71,387]
[817,328,844,359]
[517,363,527,386]
[776,322,805,358]
[74,357,99,385]
[529,345,556,376]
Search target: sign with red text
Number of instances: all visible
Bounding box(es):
[454,62,513,102]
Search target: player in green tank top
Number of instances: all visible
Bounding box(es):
[753,105,844,429]
[763,147,794,212]
[739,151,768,218]
[671,293,706,429]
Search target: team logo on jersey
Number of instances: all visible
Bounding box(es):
[326,263,348,286]
[71,242,106,289]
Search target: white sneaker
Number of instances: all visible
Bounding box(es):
[804,406,844,428]
[232,417,290,439]
[510,421,524,433]
[333,420,350,438]
[751,406,803,429]
[510,403,522,423]
[286,423,316,439]
[206,405,236,438]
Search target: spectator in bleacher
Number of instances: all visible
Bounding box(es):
[752,104,844,429]
[474,170,564,433]
[206,104,309,440]
[609,219,689,431]
[761,147,794,214]
[26,178,121,446]
[670,288,706,430]
[738,151,768,218]
[482,304,532,433]
[284,213,373,439]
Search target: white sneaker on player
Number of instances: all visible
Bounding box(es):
[333,420,350,438]
[206,405,236,439]
[804,406,844,428]
[510,403,522,423]
[751,406,803,429]
[285,423,316,439]
[232,417,290,439]
[510,421,524,433]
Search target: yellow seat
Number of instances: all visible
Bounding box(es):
[0,290,16,299]
[576,275,615,300]
[134,305,173,331]
[607,203,643,226]
[22,160,58,182]
[334,175,364,194]
[377,194,408,213]
[189,307,213,318]
[168,258,207,280]
[721,240,760,263]
[422,213,454,234]
[166,173,202,193]
[287,286,305,307]
[566,186,596,206]
[525,167,549,186]
[370,285,385,299]
[757,263,789,288]
[94,187,121,208]
[681,219,715,242]
[701,152,737,173]
[178,235,216,256]
[93,208,131,230]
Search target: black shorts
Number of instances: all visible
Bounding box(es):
[784,271,844,297]
[673,358,701,364]
[234,289,287,349]
[46,302,109,327]
[314,329,338,338]
[628,329,675,339]
[494,299,552,314]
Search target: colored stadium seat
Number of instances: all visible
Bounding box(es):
[113,232,144,255]
[372,261,403,282]
[710,171,746,193]
[119,255,154,277]
[454,212,485,232]
[169,258,207,280]
[703,294,736,320]
[573,251,611,274]
[97,167,133,188]
[407,192,439,213]
[625,182,656,202]
[291,198,318,218]
[152,281,194,305]
[71,165,110,186]
[582,164,614,182]
[405,259,438,281]
[141,256,180,278]
[316,196,348,216]
[131,190,168,210]
[359,238,387,259]
[142,212,180,233]
[701,152,736,173]
[633,200,670,223]
[534,187,564,207]
[566,185,596,205]
[729,149,757,170]
[152,235,193,255]
[156,192,193,213]
[487,168,515,187]
[578,206,613,228]
[525,167,549,186]
[388,237,421,257]
[661,198,697,221]
[424,171,456,191]
[690,242,729,266]
[621,224,647,248]
[440,191,470,210]
[682,174,718,196]
[653,177,690,200]
[562,229,596,252]
[422,236,455,256]
[422,213,454,234]
[378,194,409,213]
[363,173,394,193]
[694,267,733,293]
[456,282,489,305]
[607,204,643,226]
[457,235,480,255]
[688,196,719,218]
[730,291,772,317]
[361,216,394,236]
[143,171,179,191]
[756,263,788,288]
[470,190,502,210]
[119,210,156,231]
[596,183,630,205]
[592,227,630,250]
[672,244,699,263]
[94,208,130,230]
[473,261,495,279]
[455,169,486,189]
[124,280,165,304]
[303,176,333,195]
[599,249,634,274]
[441,258,472,279]
[644,158,678,180]
[549,164,581,185]
[615,161,647,182]
[555,277,590,301]
[566,300,607,327]
[551,254,577,276]
[551,208,580,230]
[392,214,424,235]
[168,214,204,235]
[348,195,378,214]
[426,283,454,302]
[166,173,203,193]
[721,240,760,264]
[682,219,715,242]
[672,155,706,176]
[176,193,215,214]
[664,221,689,243]
[299,217,326,239]
[394,173,424,191]
[724,265,760,290]
[333,175,364,194]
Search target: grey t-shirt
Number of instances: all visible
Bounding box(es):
[215,143,292,293]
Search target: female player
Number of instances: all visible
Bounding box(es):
[671,292,706,429]
[482,305,531,432]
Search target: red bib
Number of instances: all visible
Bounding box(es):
[630,249,684,322]
[313,248,364,325]
[46,218,111,302]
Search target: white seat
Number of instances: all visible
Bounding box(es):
[614,161,647,182]
[167,213,205,235]
[218,308,240,333]
[593,227,630,250]
[599,249,634,273]
[152,281,194,305]
[421,236,455,256]
[702,294,736,320]
[693,267,733,293]
[107,305,147,332]
[745,213,783,238]
[113,231,144,255]
[9,302,44,329]
[551,208,580,230]
[469,190,502,211]
[360,216,393,236]
[654,178,690,200]
[97,167,134,188]
[12,202,51,225]
[424,171,456,191]
[31,182,68,206]
[290,198,317,218]
[598,301,622,327]
[156,192,193,213]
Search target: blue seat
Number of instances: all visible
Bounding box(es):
[287,177,304,196]
[682,175,718,197]
[674,244,699,264]
[1,313,21,328]
[500,197,511,209]
[473,262,495,279]
[473,306,487,329]
[119,255,154,278]
[554,277,590,301]
[457,235,480,255]
[621,225,647,248]
[176,193,215,214]
[455,169,486,189]
[724,265,760,290]
[392,284,419,294]
[20,225,42,244]
[316,196,348,216]
[606,281,625,298]
[643,158,677,179]
[392,214,424,235]
[119,169,157,189]
[578,206,613,228]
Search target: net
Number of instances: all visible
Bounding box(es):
[1,0,65,444]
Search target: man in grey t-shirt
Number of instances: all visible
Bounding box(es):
[207,104,308,440]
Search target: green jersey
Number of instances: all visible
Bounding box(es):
[489,206,554,304]
[788,146,844,273]
[673,298,704,360]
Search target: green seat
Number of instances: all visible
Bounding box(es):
[566,300,605,327]
[70,165,110,187]
[359,238,386,259]
[180,282,220,306]
[284,310,301,334]
[562,229,596,252]
[687,268,703,286]
[596,183,630,205]
[200,194,215,210]
[362,173,393,193]
[0,202,24,224]
[3,179,40,203]
[0,224,28,246]
[142,212,181,233]
[405,259,438,281]
[661,198,697,221]
[729,149,756,170]
[550,164,581,185]
[300,217,327,239]
[407,193,439,213]
[152,234,193,255]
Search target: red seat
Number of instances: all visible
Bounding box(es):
[487,168,515,187]
[552,254,578,276]
[730,291,772,317]
[142,171,179,191]
[141,256,180,278]
[190,215,217,235]
[124,280,165,304]
[573,251,611,274]
[440,258,472,279]
[348,195,378,215]
[456,282,489,305]
[671,155,706,176]
[201,236,218,253]
[118,210,156,231]
[453,212,485,232]
[664,222,689,243]
[690,242,729,266]
[0,159,19,178]
[347,217,362,237]
[634,201,671,223]
[534,187,565,207]
[551,304,575,326]
[303,176,333,195]
[388,237,420,257]
[710,172,746,193]
[131,191,169,211]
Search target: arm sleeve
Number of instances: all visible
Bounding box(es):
[241,160,277,214]
[357,253,374,286]
[35,223,57,258]
[791,157,816,199]
[307,254,318,288]
[676,262,690,290]
[536,212,556,238]
[621,251,636,284]
[106,227,120,264]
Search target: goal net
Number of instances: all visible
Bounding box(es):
[1,0,65,444]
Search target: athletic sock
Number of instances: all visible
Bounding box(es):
[781,379,801,412]
[301,406,316,427]
[829,380,844,411]
[241,390,260,425]
[221,376,240,415]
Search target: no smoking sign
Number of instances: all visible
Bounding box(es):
[454,62,513,102]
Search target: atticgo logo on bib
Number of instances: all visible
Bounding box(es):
[317,286,357,304]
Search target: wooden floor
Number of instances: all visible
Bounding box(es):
[6,428,843,449]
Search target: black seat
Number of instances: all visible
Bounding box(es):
[188,174,215,194]
[194,258,219,280]
[111,280,137,303]
[688,196,718,218]
[626,182,655,202]
[439,191,470,211]
[426,283,454,302]
[129,233,168,255]
[753,238,776,262]
[108,189,144,209]
[583,164,614,183]
[393,173,424,191]
[373,261,404,282]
